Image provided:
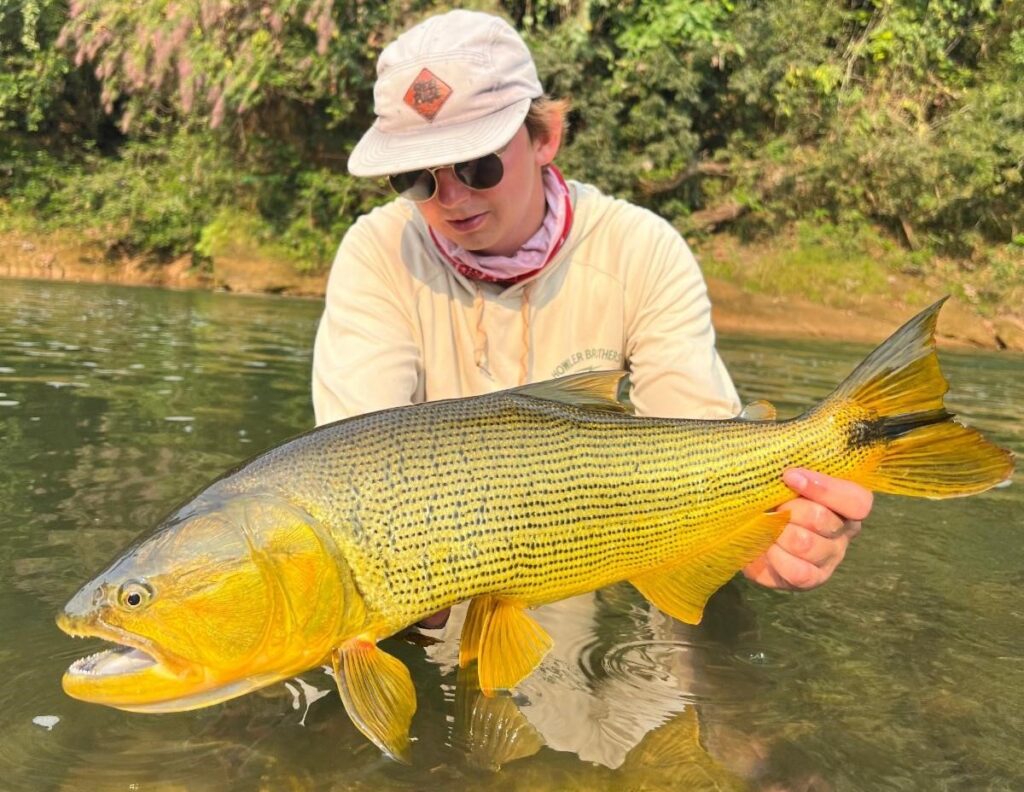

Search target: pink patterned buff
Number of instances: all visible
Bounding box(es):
[428,165,573,285]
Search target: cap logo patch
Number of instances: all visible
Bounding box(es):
[403,68,452,122]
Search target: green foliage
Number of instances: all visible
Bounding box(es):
[0,0,70,132]
[709,0,1024,261]
[278,168,375,269]
[5,128,387,267]
[0,0,113,152]
[57,0,427,134]
[699,219,897,307]
[196,171,379,273]
[33,132,240,256]
[195,207,286,263]
[522,0,744,212]
[616,0,738,58]
[1,0,1022,288]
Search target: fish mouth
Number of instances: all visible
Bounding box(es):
[58,612,171,678]
[57,612,205,710]
[67,644,159,678]
[57,612,279,713]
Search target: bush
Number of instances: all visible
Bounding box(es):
[1,0,1022,287]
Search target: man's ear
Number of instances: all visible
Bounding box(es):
[532,111,564,167]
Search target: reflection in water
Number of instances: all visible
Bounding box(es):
[453,664,546,771]
[445,589,757,790]
[1,279,1022,790]
[442,594,694,769]
[454,672,749,791]
[425,592,736,771]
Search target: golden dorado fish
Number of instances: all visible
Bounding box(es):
[58,299,1013,761]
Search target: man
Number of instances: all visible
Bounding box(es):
[312,9,872,628]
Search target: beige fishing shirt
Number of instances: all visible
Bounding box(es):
[312,180,740,424]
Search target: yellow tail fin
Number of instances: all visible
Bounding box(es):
[827,297,1013,498]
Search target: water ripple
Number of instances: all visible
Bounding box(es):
[1,280,1022,789]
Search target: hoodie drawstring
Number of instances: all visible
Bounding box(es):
[471,283,532,385]
[472,285,489,377]
[519,285,531,385]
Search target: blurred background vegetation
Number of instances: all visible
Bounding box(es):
[1,0,1021,309]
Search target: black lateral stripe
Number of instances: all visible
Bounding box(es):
[850,408,954,447]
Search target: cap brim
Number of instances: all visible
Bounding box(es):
[347,97,532,178]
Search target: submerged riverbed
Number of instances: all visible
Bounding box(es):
[1,279,1021,791]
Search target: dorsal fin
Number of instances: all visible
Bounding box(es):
[739,399,777,421]
[510,371,634,414]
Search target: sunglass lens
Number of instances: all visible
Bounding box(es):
[389,151,504,201]
[388,169,436,201]
[454,153,504,191]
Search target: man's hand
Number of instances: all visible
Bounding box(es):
[743,468,873,590]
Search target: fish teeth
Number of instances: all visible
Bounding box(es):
[69,651,106,675]
[69,644,123,673]
[60,625,95,639]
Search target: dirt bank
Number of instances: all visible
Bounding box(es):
[3,230,1022,352]
[706,278,1024,352]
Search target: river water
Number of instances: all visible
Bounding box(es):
[1,278,1020,791]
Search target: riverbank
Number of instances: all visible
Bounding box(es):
[3,229,1023,352]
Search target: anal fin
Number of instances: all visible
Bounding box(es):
[631,511,789,624]
[461,596,552,696]
[331,639,417,763]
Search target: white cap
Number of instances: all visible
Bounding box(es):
[347,10,543,178]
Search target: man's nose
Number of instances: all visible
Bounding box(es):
[433,168,470,207]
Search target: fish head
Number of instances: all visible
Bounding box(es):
[58,492,365,712]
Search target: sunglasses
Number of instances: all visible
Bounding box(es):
[387,145,510,202]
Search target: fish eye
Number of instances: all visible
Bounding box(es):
[117,580,153,610]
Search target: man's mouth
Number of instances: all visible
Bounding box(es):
[447,212,487,233]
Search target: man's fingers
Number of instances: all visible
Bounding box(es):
[742,554,794,590]
[783,468,874,522]
[750,544,827,590]
[774,522,840,568]
[745,470,870,592]
[779,497,845,539]
[744,515,858,591]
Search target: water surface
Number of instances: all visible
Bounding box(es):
[1,279,1020,790]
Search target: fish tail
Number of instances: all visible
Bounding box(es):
[828,297,1014,498]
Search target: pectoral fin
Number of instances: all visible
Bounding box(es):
[459,596,552,696]
[331,640,417,764]
[630,511,789,624]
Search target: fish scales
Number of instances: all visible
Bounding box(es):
[57,299,1015,762]
[214,392,859,631]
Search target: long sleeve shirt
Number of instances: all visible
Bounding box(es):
[312,180,740,424]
